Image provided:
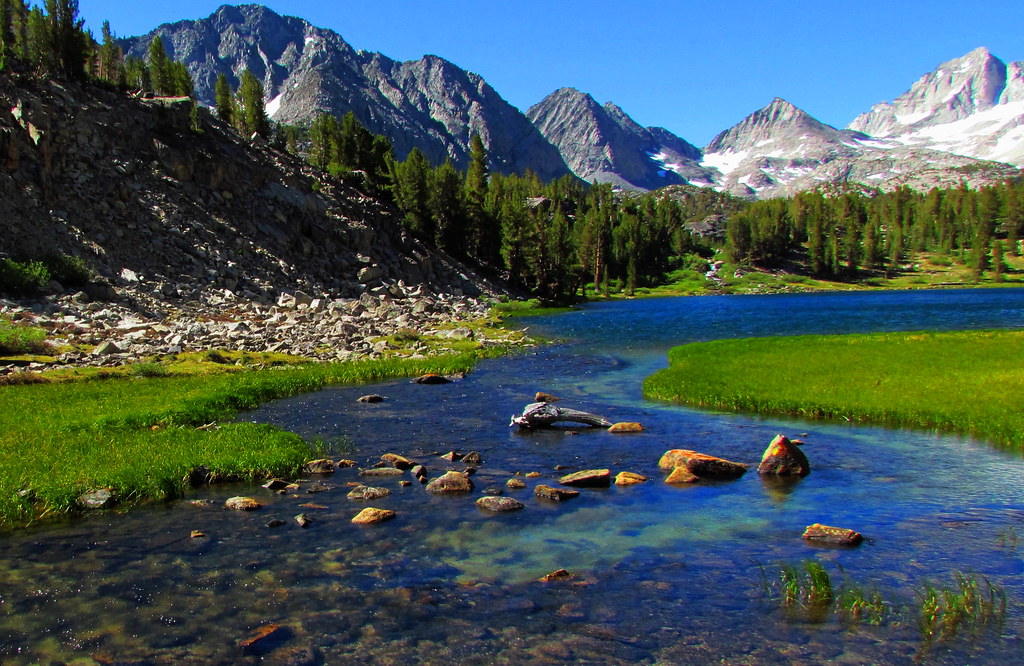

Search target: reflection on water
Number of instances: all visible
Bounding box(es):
[2,289,1024,664]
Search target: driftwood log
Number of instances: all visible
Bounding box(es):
[510,402,613,429]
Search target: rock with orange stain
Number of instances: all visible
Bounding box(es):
[351,507,396,525]
[608,422,644,433]
[658,449,748,479]
[615,471,648,486]
[664,467,700,484]
[757,434,810,477]
[802,523,863,546]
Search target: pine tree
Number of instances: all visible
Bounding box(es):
[146,35,168,94]
[26,5,50,71]
[993,240,1006,283]
[214,73,235,126]
[464,133,494,263]
[97,20,122,84]
[428,159,464,254]
[47,0,84,79]
[0,0,11,69]
[237,69,269,138]
[392,147,431,238]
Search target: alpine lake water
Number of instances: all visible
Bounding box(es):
[3,289,1024,664]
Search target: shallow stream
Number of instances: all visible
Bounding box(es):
[3,289,1024,664]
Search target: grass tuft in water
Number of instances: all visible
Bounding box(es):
[917,573,1007,643]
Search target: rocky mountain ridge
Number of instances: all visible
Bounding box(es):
[120,4,571,181]
[119,5,1023,199]
[0,69,513,369]
[847,47,1024,165]
[698,97,1018,199]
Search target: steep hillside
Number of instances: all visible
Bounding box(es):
[120,4,571,180]
[0,73,499,302]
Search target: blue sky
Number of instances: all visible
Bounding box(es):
[77,0,1022,147]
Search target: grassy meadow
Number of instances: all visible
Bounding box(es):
[643,329,1024,450]
[0,352,484,528]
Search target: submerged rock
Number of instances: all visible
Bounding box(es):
[757,434,810,476]
[412,373,450,384]
[381,453,414,470]
[539,568,575,582]
[476,496,525,512]
[559,469,611,487]
[294,513,313,528]
[426,471,474,495]
[359,467,404,478]
[802,523,863,546]
[239,623,284,651]
[351,507,396,525]
[346,485,391,501]
[535,484,580,501]
[357,394,386,403]
[303,459,335,474]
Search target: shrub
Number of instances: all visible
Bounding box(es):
[0,318,49,355]
[42,254,91,286]
[0,259,50,296]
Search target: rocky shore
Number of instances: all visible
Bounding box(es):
[0,285,524,374]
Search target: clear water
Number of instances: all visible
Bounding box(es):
[3,289,1024,664]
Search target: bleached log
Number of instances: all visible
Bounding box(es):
[510,402,613,429]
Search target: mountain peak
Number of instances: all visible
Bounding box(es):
[847,47,1019,162]
[528,87,708,190]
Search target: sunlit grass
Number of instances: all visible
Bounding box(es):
[644,329,1024,450]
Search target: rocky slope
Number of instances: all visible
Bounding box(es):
[120,4,571,180]
[527,87,712,190]
[848,47,1024,165]
[0,70,515,369]
[700,97,1018,199]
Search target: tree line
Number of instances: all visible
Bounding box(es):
[726,181,1024,280]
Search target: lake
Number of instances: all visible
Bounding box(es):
[2,288,1024,664]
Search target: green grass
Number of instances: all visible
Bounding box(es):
[644,329,1024,450]
[0,352,483,528]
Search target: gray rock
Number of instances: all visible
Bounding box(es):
[476,496,524,512]
[78,488,115,510]
[426,471,474,495]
